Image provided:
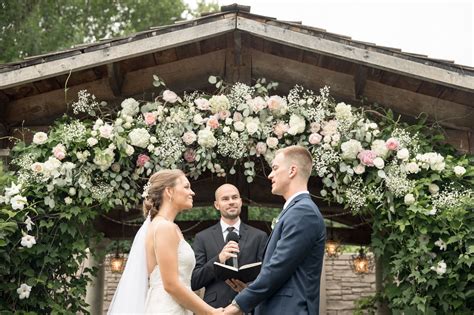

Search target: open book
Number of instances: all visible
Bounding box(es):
[213,261,262,283]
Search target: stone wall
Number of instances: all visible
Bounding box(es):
[102,253,376,314]
[324,254,376,315]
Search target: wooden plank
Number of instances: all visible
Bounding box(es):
[175,42,202,60]
[444,129,472,154]
[236,17,474,92]
[251,48,355,100]
[354,65,368,99]
[225,31,252,84]
[153,48,178,65]
[363,80,474,132]
[121,50,226,97]
[4,77,115,125]
[107,63,124,97]
[0,17,236,89]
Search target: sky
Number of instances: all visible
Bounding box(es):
[186,0,473,66]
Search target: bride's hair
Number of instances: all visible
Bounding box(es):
[143,169,185,219]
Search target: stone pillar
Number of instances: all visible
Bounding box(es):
[85,239,110,315]
[319,256,327,314]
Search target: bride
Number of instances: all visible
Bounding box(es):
[108,169,222,314]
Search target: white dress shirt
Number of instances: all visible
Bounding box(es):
[220,218,241,241]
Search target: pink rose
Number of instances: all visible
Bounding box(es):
[385,138,400,151]
[310,122,321,133]
[143,112,157,126]
[233,112,243,122]
[163,90,178,103]
[218,110,231,120]
[255,142,267,156]
[194,98,210,111]
[357,150,377,166]
[273,121,289,139]
[52,144,66,160]
[136,154,150,167]
[267,95,285,111]
[207,116,220,129]
[309,133,322,145]
[184,148,196,163]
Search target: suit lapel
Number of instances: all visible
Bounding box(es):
[210,223,225,252]
[237,224,249,264]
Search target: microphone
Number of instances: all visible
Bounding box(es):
[226,231,240,268]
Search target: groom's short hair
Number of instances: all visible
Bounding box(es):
[278,145,313,180]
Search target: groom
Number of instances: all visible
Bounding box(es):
[224,145,326,315]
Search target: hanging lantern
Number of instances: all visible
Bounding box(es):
[110,246,125,273]
[351,247,374,274]
[325,239,342,258]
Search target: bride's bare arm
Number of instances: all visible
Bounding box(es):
[154,221,217,315]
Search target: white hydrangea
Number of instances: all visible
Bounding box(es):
[340,139,362,160]
[121,98,140,116]
[335,102,352,120]
[197,129,217,148]
[209,95,230,113]
[288,114,306,135]
[129,128,150,148]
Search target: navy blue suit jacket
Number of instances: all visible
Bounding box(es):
[235,193,326,315]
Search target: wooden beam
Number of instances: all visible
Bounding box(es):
[225,31,252,84]
[107,62,124,97]
[236,17,474,92]
[0,17,236,89]
[354,65,368,99]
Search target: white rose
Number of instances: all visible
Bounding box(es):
[32,132,48,145]
[371,140,388,158]
[373,157,385,169]
[87,137,98,147]
[353,164,365,175]
[225,117,233,125]
[245,118,260,135]
[69,187,76,196]
[194,98,210,110]
[125,144,135,156]
[182,131,197,145]
[163,90,178,103]
[193,114,204,125]
[99,124,114,139]
[288,114,306,135]
[453,165,466,177]
[405,162,420,174]
[404,193,415,205]
[31,162,44,173]
[428,184,439,195]
[230,132,239,140]
[150,136,157,143]
[20,235,36,248]
[128,128,150,148]
[233,121,245,132]
[120,98,140,116]
[64,197,73,205]
[266,137,279,149]
[397,148,409,160]
[223,126,230,133]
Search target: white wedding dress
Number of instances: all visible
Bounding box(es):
[144,238,195,314]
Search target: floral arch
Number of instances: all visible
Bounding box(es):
[0,76,472,313]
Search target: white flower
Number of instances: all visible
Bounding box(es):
[163,90,179,103]
[52,143,66,160]
[24,216,34,231]
[373,157,385,169]
[11,195,28,210]
[428,184,439,195]
[430,260,447,275]
[30,162,44,173]
[5,182,22,198]
[309,133,322,145]
[128,128,150,148]
[416,152,445,171]
[209,95,230,113]
[288,115,306,135]
[233,121,245,132]
[43,157,62,178]
[17,283,32,300]
[150,136,157,143]
[121,98,140,116]
[64,197,73,205]
[197,129,217,148]
[405,162,420,174]
[87,137,98,147]
[310,122,321,133]
[195,98,210,110]
[340,139,363,160]
[32,132,48,145]
[98,124,114,139]
[21,234,36,248]
[335,102,352,120]
[223,126,230,133]
[182,131,197,145]
[427,208,437,216]
[193,114,204,125]
[247,96,267,113]
[69,188,77,196]
[321,120,338,136]
[245,117,260,135]
[397,148,409,160]
[434,239,447,251]
[404,193,415,205]
[353,164,366,175]
[266,137,279,149]
[125,144,135,156]
[453,165,466,177]
[267,95,287,116]
[371,140,388,158]
[255,142,267,156]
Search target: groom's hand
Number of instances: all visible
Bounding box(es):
[223,304,242,315]
[218,241,239,263]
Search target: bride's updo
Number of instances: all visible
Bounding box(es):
[143,169,185,219]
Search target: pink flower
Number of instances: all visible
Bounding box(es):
[233,112,243,122]
[273,121,289,139]
[163,90,178,103]
[218,110,231,120]
[194,98,210,110]
[143,112,157,126]
[136,154,150,167]
[207,116,220,129]
[357,150,377,166]
[255,142,267,156]
[385,138,400,151]
[184,148,196,163]
[52,144,66,160]
[309,133,322,145]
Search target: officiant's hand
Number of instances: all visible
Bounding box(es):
[225,279,247,292]
[218,241,239,263]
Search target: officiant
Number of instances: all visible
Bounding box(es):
[191,184,268,309]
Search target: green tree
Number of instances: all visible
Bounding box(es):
[0,0,218,64]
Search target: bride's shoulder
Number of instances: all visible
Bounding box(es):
[150,219,179,238]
